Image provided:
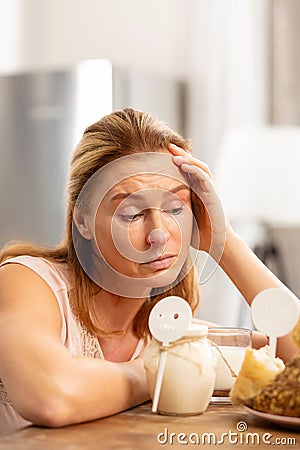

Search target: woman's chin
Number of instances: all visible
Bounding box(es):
[142,266,184,289]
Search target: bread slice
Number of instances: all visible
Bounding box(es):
[229,346,285,405]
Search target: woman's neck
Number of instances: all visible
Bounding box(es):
[91,288,147,335]
[91,290,147,362]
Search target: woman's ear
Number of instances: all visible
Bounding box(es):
[73,208,93,240]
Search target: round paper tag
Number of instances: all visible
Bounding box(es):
[251,288,300,338]
[149,296,192,343]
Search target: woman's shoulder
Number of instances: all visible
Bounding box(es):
[0,255,71,292]
[0,255,71,346]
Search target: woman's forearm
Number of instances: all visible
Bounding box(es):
[219,228,299,361]
[17,356,149,427]
[219,228,283,305]
[63,357,150,426]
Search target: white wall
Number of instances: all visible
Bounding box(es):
[0,0,188,78]
[185,0,271,165]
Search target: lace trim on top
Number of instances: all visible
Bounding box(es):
[0,380,13,405]
[76,319,104,359]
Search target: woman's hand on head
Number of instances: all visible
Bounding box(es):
[169,144,229,261]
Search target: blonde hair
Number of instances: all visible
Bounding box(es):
[0,108,200,339]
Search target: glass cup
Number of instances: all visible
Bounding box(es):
[207,327,252,403]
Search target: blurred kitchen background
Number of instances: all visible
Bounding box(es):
[1,0,300,328]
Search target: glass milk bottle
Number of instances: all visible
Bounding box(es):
[143,324,217,415]
[207,327,252,401]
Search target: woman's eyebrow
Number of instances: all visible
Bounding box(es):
[110,184,189,202]
[110,192,144,202]
[169,184,190,195]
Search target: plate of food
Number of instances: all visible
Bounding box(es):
[229,339,300,430]
[243,405,300,430]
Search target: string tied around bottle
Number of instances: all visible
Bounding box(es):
[158,337,238,379]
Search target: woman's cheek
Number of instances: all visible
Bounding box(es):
[176,209,193,239]
[123,222,148,253]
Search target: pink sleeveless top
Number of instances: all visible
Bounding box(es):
[0,256,144,434]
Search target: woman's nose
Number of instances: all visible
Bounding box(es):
[146,211,171,246]
[147,228,167,246]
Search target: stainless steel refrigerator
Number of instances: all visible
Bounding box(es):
[0,59,185,247]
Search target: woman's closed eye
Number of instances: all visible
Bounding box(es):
[162,200,185,216]
[165,206,184,215]
[119,212,143,222]
[117,206,143,222]
[119,208,184,222]
[117,200,186,223]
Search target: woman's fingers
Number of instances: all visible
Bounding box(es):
[180,163,222,216]
[173,158,212,194]
[172,151,226,256]
[168,143,186,155]
[169,143,212,176]
[171,149,221,211]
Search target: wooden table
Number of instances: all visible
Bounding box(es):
[0,402,299,449]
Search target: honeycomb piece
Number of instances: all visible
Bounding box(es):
[251,353,300,417]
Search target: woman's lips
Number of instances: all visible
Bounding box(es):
[141,255,177,269]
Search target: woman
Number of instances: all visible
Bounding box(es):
[0,108,298,432]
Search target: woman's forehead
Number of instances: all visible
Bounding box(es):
[106,152,186,181]
[111,172,188,192]
[104,154,189,201]
[79,152,189,212]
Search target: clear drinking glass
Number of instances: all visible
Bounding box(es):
[207,327,252,403]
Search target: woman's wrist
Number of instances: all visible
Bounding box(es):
[219,226,240,271]
[123,358,150,406]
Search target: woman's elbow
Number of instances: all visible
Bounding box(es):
[251,331,268,349]
[12,380,79,428]
[16,394,74,428]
